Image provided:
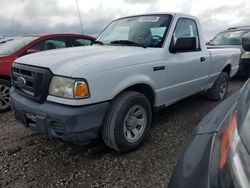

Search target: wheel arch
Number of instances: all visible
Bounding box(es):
[222,64,231,76]
[114,83,156,108]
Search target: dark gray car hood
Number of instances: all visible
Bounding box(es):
[237,79,250,155]
[194,91,240,135]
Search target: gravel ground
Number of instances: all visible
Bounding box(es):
[0,79,246,188]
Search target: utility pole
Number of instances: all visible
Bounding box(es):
[76,0,84,35]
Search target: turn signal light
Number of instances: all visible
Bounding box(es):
[219,112,237,170]
[74,81,89,98]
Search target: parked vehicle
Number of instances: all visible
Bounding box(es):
[0,34,95,112]
[169,34,250,188]
[10,13,241,153]
[208,26,250,77]
[168,88,250,188]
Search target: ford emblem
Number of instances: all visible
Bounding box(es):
[16,77,26,88]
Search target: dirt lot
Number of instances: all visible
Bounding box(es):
[0,79,246,188]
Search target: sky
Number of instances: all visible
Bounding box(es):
[0,0,250,40]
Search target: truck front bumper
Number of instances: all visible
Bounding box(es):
[10,87,109,144]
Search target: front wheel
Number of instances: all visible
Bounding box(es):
[0,79,11,113]
[102,91,152,153]
[207,72,229,101]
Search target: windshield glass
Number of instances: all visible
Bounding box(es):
[0,37,37,55]
[97,14,172,48]
[210,31,249,45]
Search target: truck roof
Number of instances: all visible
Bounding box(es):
[115,12,198,21]
[228,26,250,31]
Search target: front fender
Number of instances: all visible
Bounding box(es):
[110,74,157,99]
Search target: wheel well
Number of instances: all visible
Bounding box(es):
[122,84,155,107]
[0,75,11,81]
[222,65,231,76]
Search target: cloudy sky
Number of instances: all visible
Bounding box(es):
[0,0,250,40]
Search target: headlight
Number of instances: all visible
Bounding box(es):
[241,52,250,59]
[219,112,250,187]
[49,76,90,99]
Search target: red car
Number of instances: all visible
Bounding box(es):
[0,34,96,112]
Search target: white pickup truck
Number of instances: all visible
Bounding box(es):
[10,13,241,152]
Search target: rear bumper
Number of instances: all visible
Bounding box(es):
[10,87,109,144]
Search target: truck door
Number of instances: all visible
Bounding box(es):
[165,18,210,103]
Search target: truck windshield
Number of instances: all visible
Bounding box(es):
[96,14,172,48]
[0,37,37,56]
[210,31,249,45]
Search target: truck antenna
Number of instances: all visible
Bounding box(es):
[76,0,84,35]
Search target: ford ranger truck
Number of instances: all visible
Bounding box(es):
[10,13,241,153]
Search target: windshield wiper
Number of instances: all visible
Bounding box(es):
[93,40,104,45]
[110,40,147,48]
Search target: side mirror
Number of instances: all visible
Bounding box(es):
[26,49,39,55]
[242,33,250,51]
[170,37,197,53]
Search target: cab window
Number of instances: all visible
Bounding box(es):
[171,18,200,51]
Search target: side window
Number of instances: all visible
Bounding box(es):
[44,38,67,50]
[23,37,68,56]
[28,42,45,51]
[21,41,45,56]
[171,18,200,51]
[72,38,93,47]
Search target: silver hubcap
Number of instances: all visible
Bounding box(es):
[219,79,227,99]
[0,84,10,110]
[124,105,147,143]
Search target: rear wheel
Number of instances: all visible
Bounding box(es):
[102,91,152,153]
[0,79,11,113]
[207,72,229,101]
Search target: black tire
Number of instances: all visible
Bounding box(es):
[102,91,152,153]
[0,79,11,113]
[207,72,229,101]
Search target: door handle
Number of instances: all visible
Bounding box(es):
[153,66,165,71]
[200,57,206,62]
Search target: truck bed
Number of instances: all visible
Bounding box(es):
[208,48,240,84]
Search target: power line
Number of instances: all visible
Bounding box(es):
[76,0,84,35]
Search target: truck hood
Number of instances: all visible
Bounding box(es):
[16,45,163,77]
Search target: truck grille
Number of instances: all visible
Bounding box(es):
[12,63,53,103]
